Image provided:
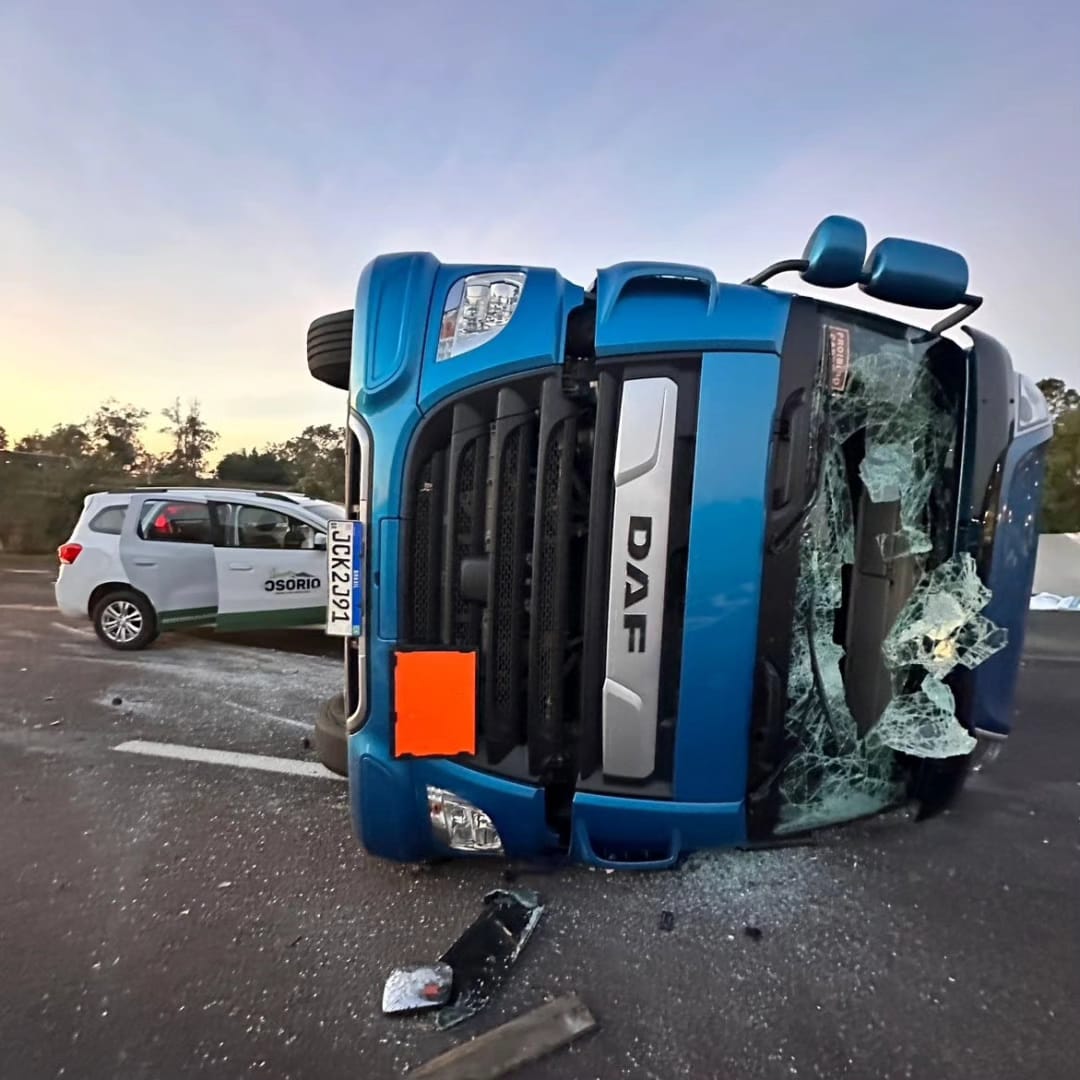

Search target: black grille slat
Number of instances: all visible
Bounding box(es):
[441,404,488,648]
[526,377,579,777]
[409,450,445,644]
[482,389,537,762]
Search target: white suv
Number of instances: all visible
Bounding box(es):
[55,487,344,650]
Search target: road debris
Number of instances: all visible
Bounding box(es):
[658,910,675,932]
[744,925,763,941]
[382,888,545,1031]
[436,888,544,1030]
[381,963,453,1015]
[410,993,596,1080]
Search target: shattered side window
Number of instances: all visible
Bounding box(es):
[775,311,1006,834]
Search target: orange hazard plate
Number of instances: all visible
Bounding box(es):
[393,650,477,758]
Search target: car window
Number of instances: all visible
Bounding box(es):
[137,500,213,544]
[232,505,320,550]
[88,505,126,535]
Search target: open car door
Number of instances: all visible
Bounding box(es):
[210,500,327,632]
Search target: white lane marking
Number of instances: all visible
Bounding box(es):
[113,739,347,782]
[220,699,311,730]
[1,568,53,575]
[0,603,55,611]
[51,621,95,638]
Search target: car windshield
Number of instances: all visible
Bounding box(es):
[303,500,346,521]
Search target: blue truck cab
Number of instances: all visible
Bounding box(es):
[307,216,1051,868]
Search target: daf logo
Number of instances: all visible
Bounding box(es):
[623,515,651,653]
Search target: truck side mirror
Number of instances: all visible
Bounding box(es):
[313,533,327,551]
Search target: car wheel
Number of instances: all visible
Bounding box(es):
[92,590,158,651]
[315,692,348,776]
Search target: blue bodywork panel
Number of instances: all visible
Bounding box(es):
[673,350,782,806]
[347,252,583,861]
[569,792,743,870]
[593,262,789,358]
[968,430,1051,736]
[418,265,583,411]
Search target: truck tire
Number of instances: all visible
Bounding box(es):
[315,692,348,776]
[307,309,353,391]
[92,589,158,651]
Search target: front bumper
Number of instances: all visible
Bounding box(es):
[348,725,744,868]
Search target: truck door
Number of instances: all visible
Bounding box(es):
[210,500,327,631]
[119,496,219,629]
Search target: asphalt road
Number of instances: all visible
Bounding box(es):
[1,559,1079,1080]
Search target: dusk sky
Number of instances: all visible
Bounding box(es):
[3,1,1078,456]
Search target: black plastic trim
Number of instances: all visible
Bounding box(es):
[745,297,825,839]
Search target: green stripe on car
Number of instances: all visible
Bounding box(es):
[159,606,218,628]
[214,606,326,632]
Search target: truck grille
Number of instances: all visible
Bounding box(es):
[400,371,606,782]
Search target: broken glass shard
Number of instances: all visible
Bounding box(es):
[871,676,977,758]
[382,963,453,1015]
[434,888,544,1031]
[859,442,914,504]
[883,554,1008,678]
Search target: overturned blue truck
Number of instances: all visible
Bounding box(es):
[307,215,1051,868]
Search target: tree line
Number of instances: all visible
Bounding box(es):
[0,399,342,552]
[4,378,1080,550]
[2,398,342,499]
[1036,378,1080,532]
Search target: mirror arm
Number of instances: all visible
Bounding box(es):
[744,258,809,287]
[923,294,984,340]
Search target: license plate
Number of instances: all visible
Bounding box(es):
[326,520,363,638]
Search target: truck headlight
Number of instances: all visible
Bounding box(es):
[437,272,526,360]
[426,786,504,853]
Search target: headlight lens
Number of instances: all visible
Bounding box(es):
[1015,373,1050,433]
[426,785,504,853]
[437,271,526,360]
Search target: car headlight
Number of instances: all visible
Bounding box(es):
[437,271,526,361]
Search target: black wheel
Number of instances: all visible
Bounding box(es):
[315,692,348,776]
[92,590,158,651]
[307,309,353,391]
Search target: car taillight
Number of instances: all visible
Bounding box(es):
[58,543,83,565]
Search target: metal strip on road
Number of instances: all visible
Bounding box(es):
[113,740,347,782]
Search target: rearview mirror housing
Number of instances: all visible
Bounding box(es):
[860,238,969,310]
[800,215,868,288]
[313,532,327,551]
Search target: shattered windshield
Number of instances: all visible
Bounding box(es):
[775,309,1007,834]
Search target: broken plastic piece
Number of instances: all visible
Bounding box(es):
[435,888,544,1030]
[382,962,454,1015]
[871,676,977,758]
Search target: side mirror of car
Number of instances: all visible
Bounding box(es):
[313,533,327,551]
